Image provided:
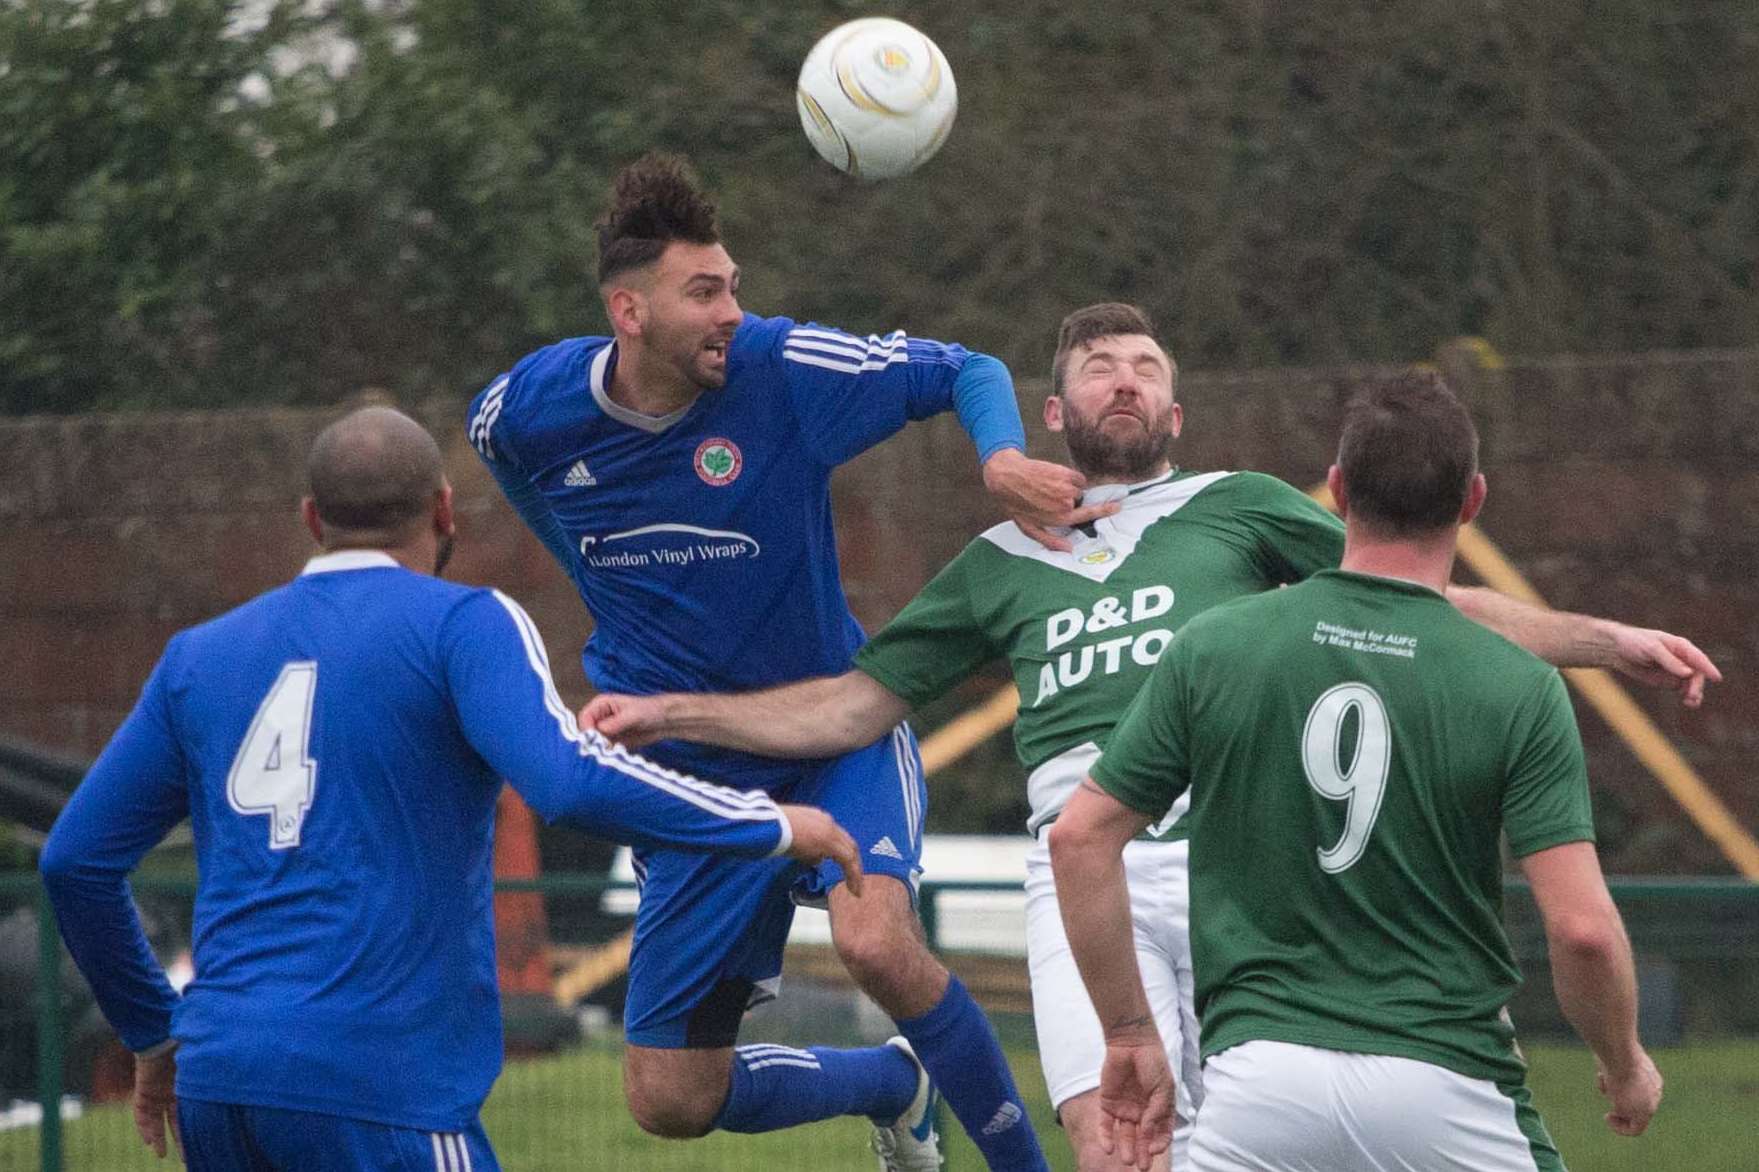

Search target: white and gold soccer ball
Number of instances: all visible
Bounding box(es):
[795,18,958,180]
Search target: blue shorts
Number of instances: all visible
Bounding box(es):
[177,1098,497,1172]
[623,724,926,1049]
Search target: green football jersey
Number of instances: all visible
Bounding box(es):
[855,469,1343,834]
[1093,569,1594,1085]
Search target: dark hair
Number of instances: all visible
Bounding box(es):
[595,152,721,285]
[307,406,443,540]
[1051,303,1166,396]
[1336,369,1479,536]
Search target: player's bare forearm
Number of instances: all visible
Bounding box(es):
[1549,910,1642,1069]
[1446,586,1612,665]
[1521,843,1644,1073]
[1052,781,1173,1167]
[1522,842,1663,1136]
[582,671,907,757]
[1048,780,1158,1040]
[1446,586,1720,706]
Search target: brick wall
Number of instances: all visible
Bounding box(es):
[2,348,1753,873]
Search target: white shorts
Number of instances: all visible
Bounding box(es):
[1025,834,1201,1155]
[1190,1039,1564,1172]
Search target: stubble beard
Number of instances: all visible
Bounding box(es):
[667,335,727,392]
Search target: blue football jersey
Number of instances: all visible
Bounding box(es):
[41,553,790,1132]
[468,313,987,789]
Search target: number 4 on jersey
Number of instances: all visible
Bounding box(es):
[1301,682,1391,874]
[227,662,319,850]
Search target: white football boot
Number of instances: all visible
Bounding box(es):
[870,1036,943,1171]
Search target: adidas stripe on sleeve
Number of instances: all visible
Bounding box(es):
[783,327,913,375]
[467,375,509,463]
[465,374,580,578]
[429,1132,475,1172]
[778,323,976,466]
[444,589,792,858]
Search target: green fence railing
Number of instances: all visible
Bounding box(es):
[31,882,61,1172]
[3,872,1756,1172]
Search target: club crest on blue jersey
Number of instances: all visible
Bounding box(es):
[694,437,743,485]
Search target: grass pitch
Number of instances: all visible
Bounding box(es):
[3,1039,1753,1169]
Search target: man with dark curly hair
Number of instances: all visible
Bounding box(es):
[468,153,1076,1169]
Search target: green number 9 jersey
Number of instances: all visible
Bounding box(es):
[1093,568,1595,1086]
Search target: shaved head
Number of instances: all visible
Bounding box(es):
[307,406,445,546]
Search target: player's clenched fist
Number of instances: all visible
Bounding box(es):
[777,805,864,896]
[1597,1050,1663,1137]
[578,693,673,748]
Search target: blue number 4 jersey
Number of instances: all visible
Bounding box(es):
[41,554,791,1132]
[468,312,1019,790]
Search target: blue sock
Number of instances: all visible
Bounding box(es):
[712,1043,919,1133]
[897,975,1047,1170]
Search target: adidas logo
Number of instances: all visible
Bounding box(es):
[564,460,596,487]
[868,836,903,861]
[980,1101,1024,1136]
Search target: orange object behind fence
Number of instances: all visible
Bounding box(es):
[493,787,553,996]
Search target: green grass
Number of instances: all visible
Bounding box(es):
[489,1039,1065,1171]
[3,1040,1755,1170]
[1524,1041,1759,1172]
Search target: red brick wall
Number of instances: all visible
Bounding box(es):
[2,349,1753,873]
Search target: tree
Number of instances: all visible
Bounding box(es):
[2,0,1754,413]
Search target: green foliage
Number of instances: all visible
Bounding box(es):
[0,829,31,871]
[0,0,289,410]
[1,0,1756,412]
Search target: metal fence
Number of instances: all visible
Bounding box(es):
[2,872,1755,1172]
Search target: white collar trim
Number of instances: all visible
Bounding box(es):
[1079,467,1179,508]
[301,550,401,576]
[978,470,1235,583]
[588,343,693,433]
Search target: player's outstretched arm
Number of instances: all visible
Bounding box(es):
[777,804,863,897]
[579,670,909,757]
[778,329,1118,551]
[448,592,793,858]
[1048,779,1171,1168]
[1593,621,1721,706]
[1446,586,1721,706]
[1521,841,1662,1137]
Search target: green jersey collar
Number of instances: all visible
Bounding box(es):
[1314,567,1451,600]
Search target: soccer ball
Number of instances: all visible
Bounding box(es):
[795,18,958,180]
